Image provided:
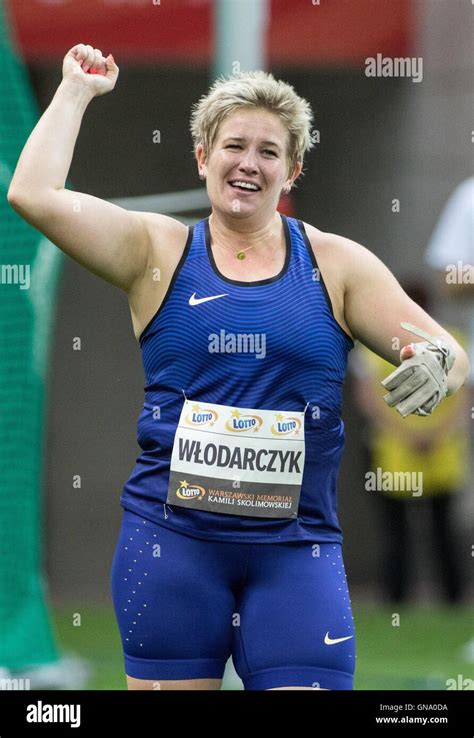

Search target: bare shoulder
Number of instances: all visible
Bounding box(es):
[134,211,190,287]
[127,213,190,340]
[300,221,358,342]
[301,221,371,287]
[139,211,189,239]
[139,212,189,265]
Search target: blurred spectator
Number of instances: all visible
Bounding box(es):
[352,283,469,603]
[424,177,473,460]
[424,178,473,375]
[424,178,473,657]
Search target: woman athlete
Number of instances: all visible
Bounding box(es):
[8,44,470,691]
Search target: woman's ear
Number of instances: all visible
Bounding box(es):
[195,144,207,179]
[288,161,303,187]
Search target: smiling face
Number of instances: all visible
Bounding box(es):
[196,108,302,223]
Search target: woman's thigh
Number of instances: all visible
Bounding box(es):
[111,511,244,685]
[232,542,356,690]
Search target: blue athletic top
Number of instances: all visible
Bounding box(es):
[120,214,355,543]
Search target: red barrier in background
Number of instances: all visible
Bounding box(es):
[7,0,412,66]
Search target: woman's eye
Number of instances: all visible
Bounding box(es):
[225,144,276,156]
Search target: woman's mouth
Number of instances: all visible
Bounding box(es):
[228,180,261,194]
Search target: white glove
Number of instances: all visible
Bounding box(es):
[381,322,455,418]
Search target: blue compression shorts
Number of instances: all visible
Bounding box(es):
[111,510,356,690]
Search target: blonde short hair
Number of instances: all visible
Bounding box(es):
[190,70,314,177]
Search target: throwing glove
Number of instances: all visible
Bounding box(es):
[381,321,455,417]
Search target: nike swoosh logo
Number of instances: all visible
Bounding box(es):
[189,292,228,306]
[324,632,354,646]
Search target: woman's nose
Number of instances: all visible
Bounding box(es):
[238,150,258,172]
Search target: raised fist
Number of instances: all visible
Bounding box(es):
[62,43,119,97]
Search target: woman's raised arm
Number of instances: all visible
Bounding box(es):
[7,43,157,293]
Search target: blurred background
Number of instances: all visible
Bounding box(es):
[1,0,472,690]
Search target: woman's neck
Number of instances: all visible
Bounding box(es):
[208,211,283,254]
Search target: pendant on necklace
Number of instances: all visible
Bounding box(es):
[237,251,246,260]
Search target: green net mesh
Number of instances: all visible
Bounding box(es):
[0,0,63,669]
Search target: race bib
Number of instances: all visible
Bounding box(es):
[167,399,306,518]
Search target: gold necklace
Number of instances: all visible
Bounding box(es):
[209,218,282,260]
[209,217,259,259]
[226,244,255,261]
